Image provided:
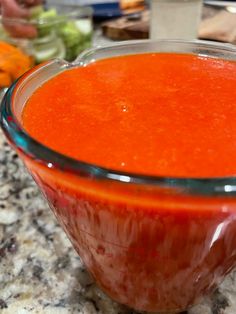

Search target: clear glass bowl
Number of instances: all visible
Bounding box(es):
[0,4,93,63]
[1,39,236,313]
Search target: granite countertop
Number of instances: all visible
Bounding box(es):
[2,14,236,314]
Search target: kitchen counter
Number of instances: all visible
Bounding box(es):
[0,128,129,314]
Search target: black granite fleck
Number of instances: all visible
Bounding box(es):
[0,299,7,309]
[55,255,71,271]
[212,290,229,314]
[32,265,44,280]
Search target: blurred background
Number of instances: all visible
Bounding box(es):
[0,0,235,90]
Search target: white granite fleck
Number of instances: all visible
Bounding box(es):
[0,208,20,225]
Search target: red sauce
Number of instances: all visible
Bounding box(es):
[21,53,236,312]
[23,53,236,178]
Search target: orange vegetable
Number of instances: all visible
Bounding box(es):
[0,41,32,87]
[0,71,11,87]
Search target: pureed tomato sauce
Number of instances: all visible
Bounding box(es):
[22,53,236,312]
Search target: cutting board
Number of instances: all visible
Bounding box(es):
[102,10,149,40]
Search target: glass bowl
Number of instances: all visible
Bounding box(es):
[0,4,93,63]
[1,39,236,313]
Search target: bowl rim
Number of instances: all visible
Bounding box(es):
[2,38,236,196]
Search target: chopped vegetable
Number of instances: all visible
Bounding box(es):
[33,37,66,63]
[33,8,61,37]
[0,71,11,87]
[29,6,92,62]
[75,20,92,35]
[29,5,44,20]
[0,41,32,87]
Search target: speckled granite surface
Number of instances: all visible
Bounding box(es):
[1,124,236,314]
[0,129,132,314]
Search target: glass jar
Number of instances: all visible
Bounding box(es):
[150,0,203,40]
